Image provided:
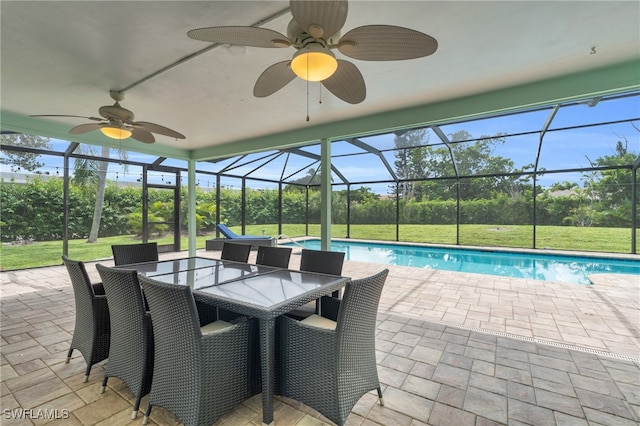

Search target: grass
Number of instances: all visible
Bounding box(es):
[261,224,633,252]
[1,224,635,271]
[1,234,213,271]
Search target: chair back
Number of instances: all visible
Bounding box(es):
[335,269,389,365]
[300,249,345,301]
[96,264,148,336]
[62,255,99,320]
[96,264,153,398]
[216,223,238,239]
[138,275,203,393]
[256,246,292,268]
[220,242,251,263]
[96,264,146,318]
[62,255,111,375]
[112,242,159,266]
[300,249,345,275]
[139,275,203,344]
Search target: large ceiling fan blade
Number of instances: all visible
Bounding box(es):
[187,26,291,48]
[321,60,366,104]
[290,0,348,39]
[69,123,105,135]
[131,128,155,144]
[253,61,297,98]
[338,25,438,61]
[134,121,185,139]
[31,114,103,121]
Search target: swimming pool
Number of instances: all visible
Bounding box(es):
[283,239,640,284]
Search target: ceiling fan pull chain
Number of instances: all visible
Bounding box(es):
[319,84,323,104]
[306,80,310,122]
[306,53,310,122]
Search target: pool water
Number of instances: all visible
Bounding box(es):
[284,239,640,284]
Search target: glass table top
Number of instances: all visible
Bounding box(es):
[118,257,222,276]
[119,257,348,311]
[148,262,277,289]
[197,269,344,308]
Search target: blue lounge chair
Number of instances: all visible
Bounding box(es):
[216,224,271,240]
[206,224,276,251]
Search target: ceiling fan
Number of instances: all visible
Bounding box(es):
[187,0,438,104]
[31,91,185,143]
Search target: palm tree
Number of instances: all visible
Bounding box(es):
[73,145,127,243]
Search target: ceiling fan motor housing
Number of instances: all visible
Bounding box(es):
[98,103,135,122]
[287,19,339,48]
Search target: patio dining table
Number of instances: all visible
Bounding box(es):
[119,256,349,426]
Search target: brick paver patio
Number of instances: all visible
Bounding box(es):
[1,249,638,425]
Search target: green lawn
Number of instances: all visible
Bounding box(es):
[1,224,635,271]
[258,224,633,252]
[1,234,211,271]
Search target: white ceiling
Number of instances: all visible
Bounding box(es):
[1,1,639,160]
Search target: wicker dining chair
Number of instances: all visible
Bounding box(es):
[220,241,252,263]
[300,248,345,296]
[277,269,389,426]
[216,242,255,322]
[255,245,292,268]
[288,249,346,319]
[111,242,159,266]
[138,275,258,426]
[62,256,110,383]
[95,264,154,420]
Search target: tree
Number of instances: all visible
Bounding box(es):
[0,134,52,172]
[395,129,533,201]
[550,181,579,191]
[73,144,127,243]
[580,136,638,227]
[284,167,332,192]
[339,186,379,204]
[391,129,429,199]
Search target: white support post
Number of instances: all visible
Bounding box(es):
[188,160,197,256]
[320,138,331,251]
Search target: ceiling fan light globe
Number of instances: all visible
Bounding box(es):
[291,45,338,82]
[101,126,132,140]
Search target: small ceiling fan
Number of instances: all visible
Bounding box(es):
[31,91,185,143]
[187,0,438,104]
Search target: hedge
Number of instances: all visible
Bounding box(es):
[0,177,631,242]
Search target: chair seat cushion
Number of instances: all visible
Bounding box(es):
[290,301,315,314]
[301,314,337,330]
[200,320,232,334]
